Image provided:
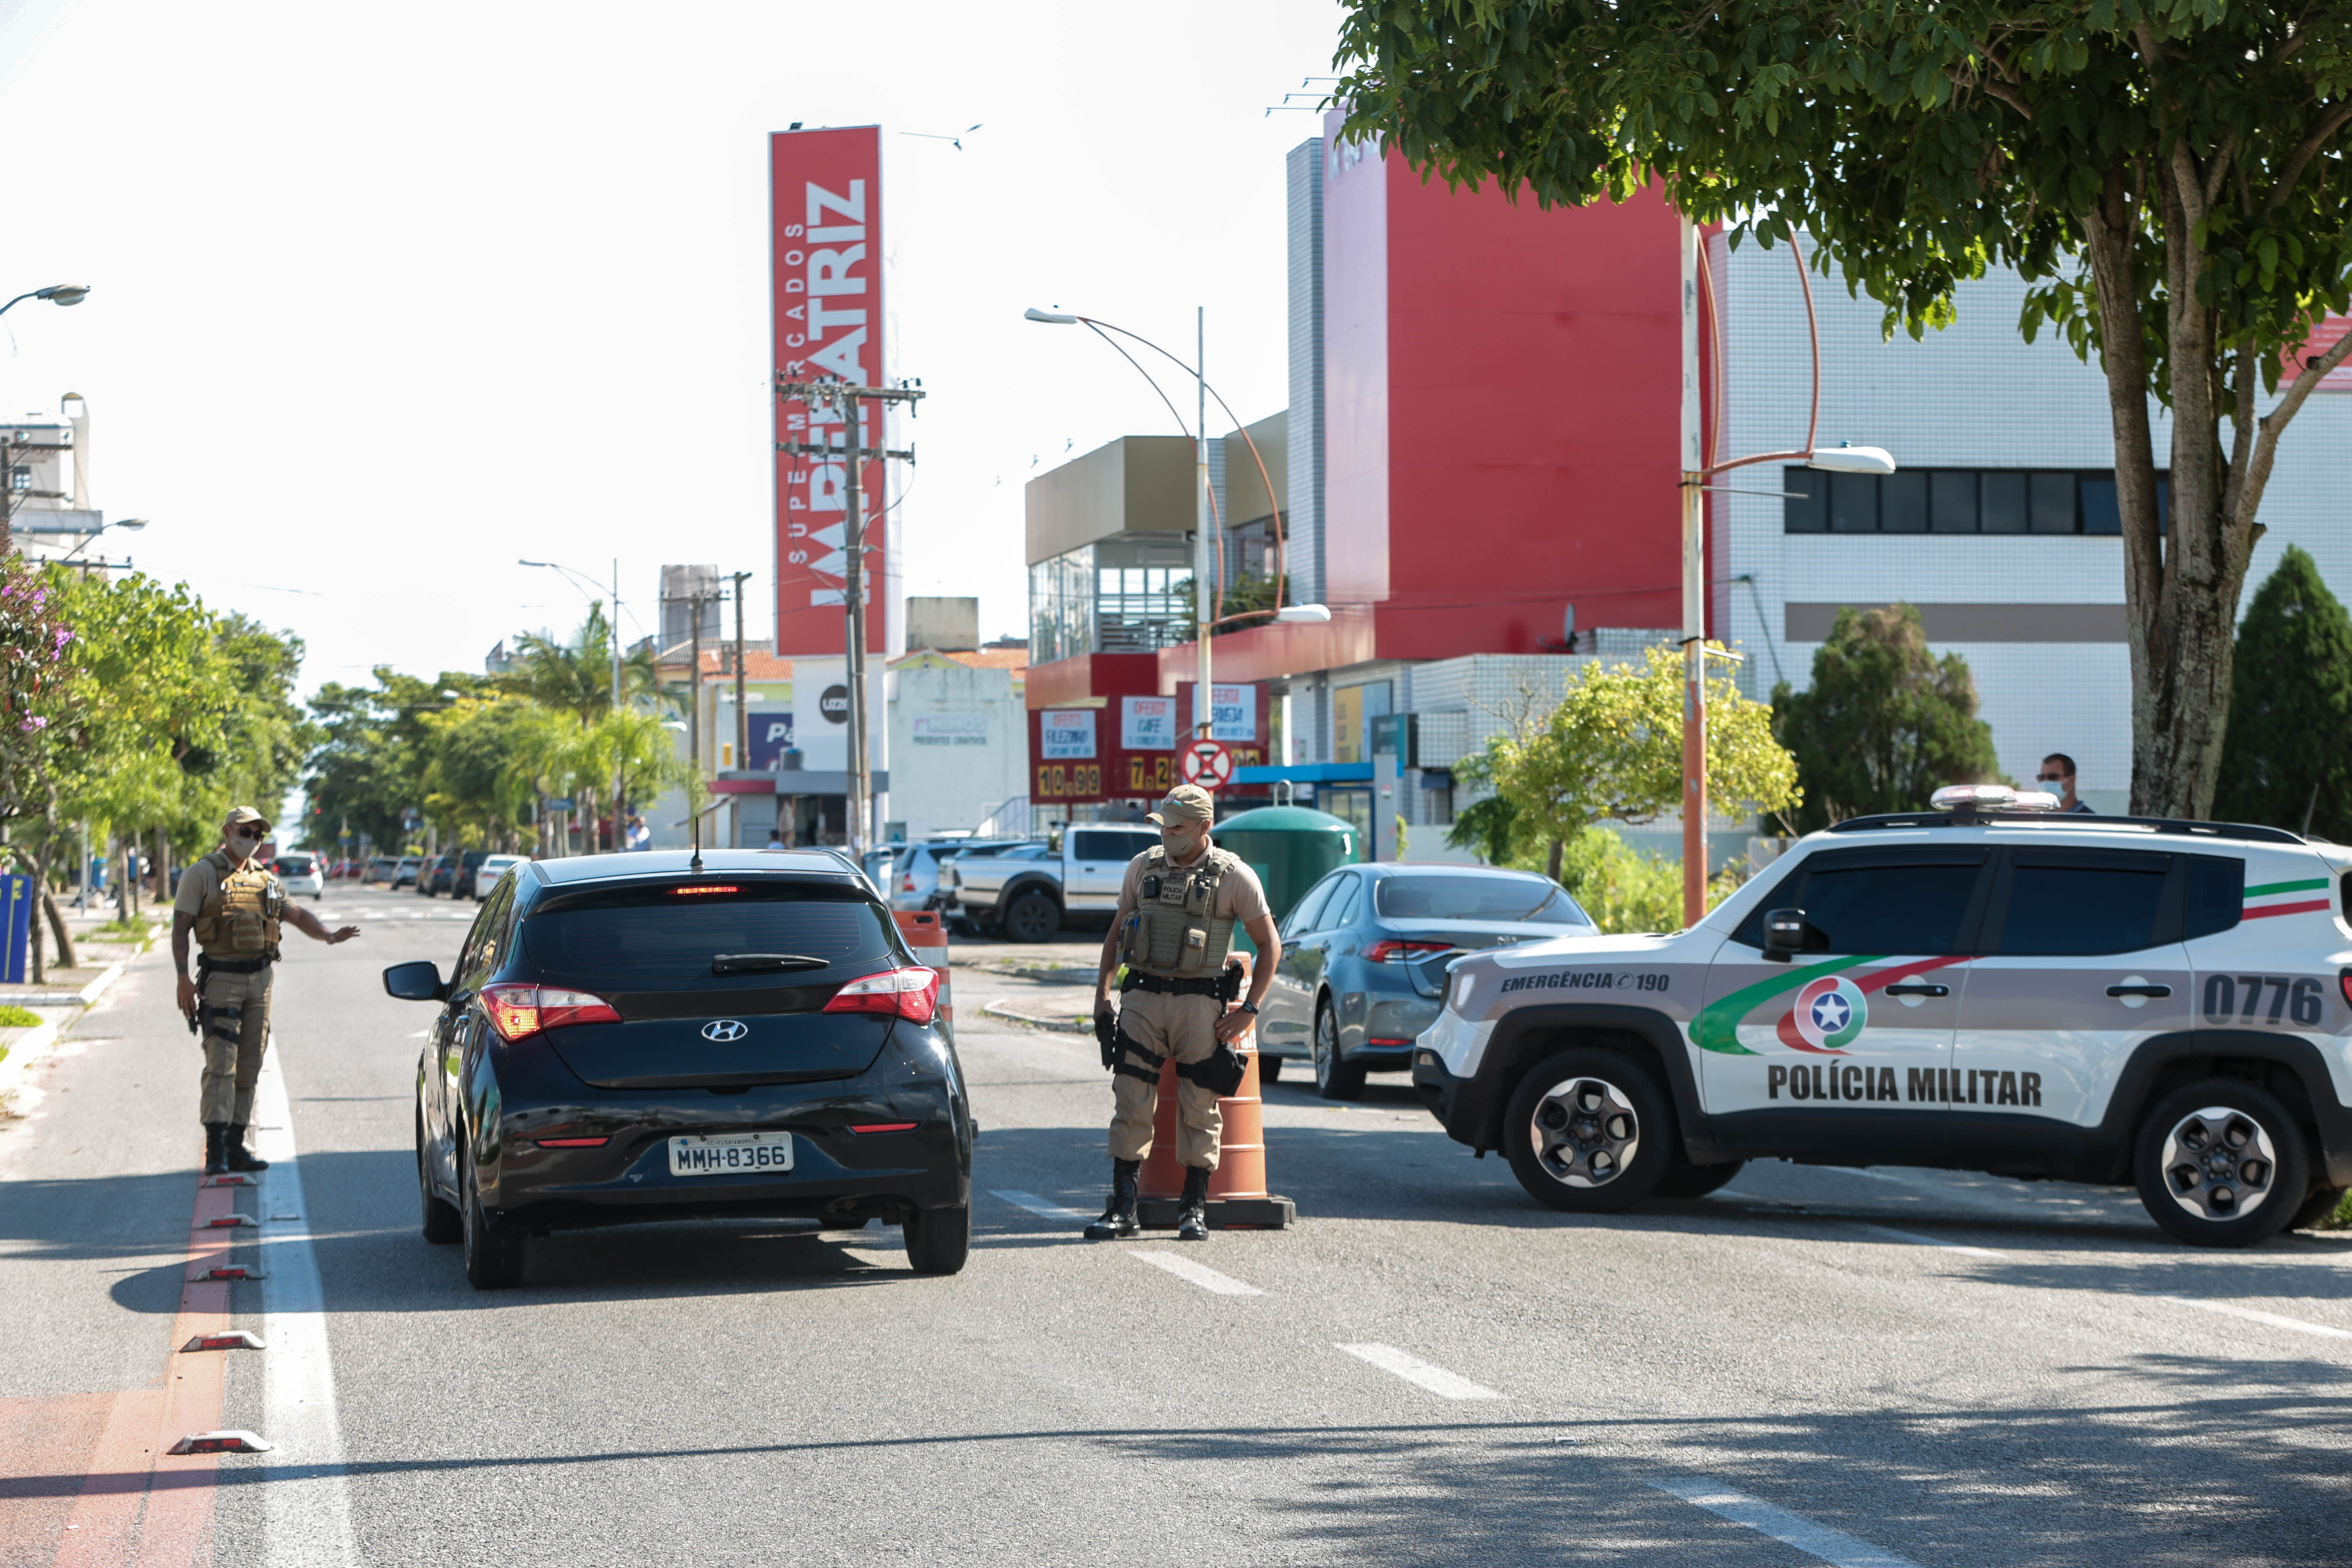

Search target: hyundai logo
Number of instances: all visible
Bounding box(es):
[701,1019,749,1042]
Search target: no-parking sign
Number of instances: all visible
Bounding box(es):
[1180,738,1234,791]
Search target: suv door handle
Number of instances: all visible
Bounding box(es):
[2107,983,2172,998]
[1883,982,1948,997]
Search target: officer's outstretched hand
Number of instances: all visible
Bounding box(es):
[323,925,360,944]
[1213,1005,1253,1045]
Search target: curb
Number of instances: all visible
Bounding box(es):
[980,1001,1094,1034]
[0,962,124,1112]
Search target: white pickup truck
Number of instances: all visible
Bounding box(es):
[941,824,1161,942]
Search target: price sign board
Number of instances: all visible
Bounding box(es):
[1180,739,1235,791]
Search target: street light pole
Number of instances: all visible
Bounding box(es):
[1680,215,1709,925]
[1195,307,1213,741]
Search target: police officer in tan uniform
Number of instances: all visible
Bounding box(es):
[1087,786,1282,1241]
[171,807,360,1175]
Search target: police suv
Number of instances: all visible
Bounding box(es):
[1411,787,2352,1246]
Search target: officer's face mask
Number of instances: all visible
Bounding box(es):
[1160,820,1204,859]
[226,825,266,864]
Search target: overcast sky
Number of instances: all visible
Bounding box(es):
[0,0,1345,691]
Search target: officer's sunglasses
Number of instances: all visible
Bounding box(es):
[232,824,268,839]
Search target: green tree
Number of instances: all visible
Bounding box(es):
[2213,545,2352,836]
[1772,605,2003,831]
[1335,0,2352,820]
[1452,643,1800,878]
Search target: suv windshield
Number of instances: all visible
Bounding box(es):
[1374,874,1589,925]
[523,883,897,988]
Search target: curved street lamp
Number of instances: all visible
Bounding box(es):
[1025,307,1328,741]
[0,284,91,317]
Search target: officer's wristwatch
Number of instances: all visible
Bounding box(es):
[1238,1002,1258,1015]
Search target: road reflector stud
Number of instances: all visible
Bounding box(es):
[201,1172,258,1188]
[190,1265,268,1282]
[167,1430,275,1455]
[181,1330,267,1353]
[201,1214,259,1229]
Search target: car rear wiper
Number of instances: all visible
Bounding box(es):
[710,953,830,975]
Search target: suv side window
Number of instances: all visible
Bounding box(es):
[2184,855,2245,939]
[1993,850,2174,955]
[1734,848,1990,953]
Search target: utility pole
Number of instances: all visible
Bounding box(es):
[727,570,753,772]
[776,376,923,859]
[663,586,724,849]
[609,557,622,852]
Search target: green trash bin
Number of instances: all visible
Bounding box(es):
[1211,805,1359,954]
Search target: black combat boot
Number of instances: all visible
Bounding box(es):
[224,1124,269,1173]
[203,1123,229,1177]
[1083,1158,1141,1239]
[1175,1165,1212,1241]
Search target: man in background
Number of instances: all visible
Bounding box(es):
[2037,754,2095,814]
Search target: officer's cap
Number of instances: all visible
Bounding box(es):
[1147,785,1215,826]
[225,805,271,831]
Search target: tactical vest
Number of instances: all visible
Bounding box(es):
[1119,843,1238,979]
[192,849,284,961]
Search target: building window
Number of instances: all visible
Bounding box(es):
[1785,468,2169,535]
[1029,545,1096,664]
[8,466,27,493]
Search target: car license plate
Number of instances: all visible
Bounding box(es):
[667,1131,795,1177]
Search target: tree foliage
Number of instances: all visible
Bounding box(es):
[2213,545,2352,836]
[1772,604,2003,830]
[1334,0,2352,818]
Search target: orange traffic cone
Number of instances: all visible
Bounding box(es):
[1135,954,1296,1230]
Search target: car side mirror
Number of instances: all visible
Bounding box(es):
[1762,909,1810,964]
[383,960,449,1002]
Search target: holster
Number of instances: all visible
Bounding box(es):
[1111,1028,1163,1087]
[1217,958,1245,1004]
[1094,1007,1118,1071]
[1179,1042,1249,1098]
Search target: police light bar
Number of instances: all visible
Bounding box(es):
[1930,784,2061,816]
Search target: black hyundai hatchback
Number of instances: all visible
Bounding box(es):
[387,849,972,1288]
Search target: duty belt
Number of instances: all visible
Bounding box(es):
[197,954,272,976]
[1120,971,1225,998]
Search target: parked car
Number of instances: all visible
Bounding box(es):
[393,855,424,888]
[387,848,973,1287]
[875,839,1044,915]
[1414,785,2352,1247]
[362,856,396,885]
[1260,864,1596,1096]
[418,850,464,897]
[944,827,1158,942]
[271,852,326,901]
[472,853,529,901]
[451,850,494,900]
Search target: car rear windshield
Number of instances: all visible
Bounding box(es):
[1373,874,1588,925]
[274,855,314,874]
[522,882,897,986]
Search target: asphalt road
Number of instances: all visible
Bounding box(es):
[6,882,2352,1566]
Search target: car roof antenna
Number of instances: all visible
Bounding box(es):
[690,796,704,874]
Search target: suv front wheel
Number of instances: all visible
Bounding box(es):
[1502,1048,1674,1214]
[2133,1078,2310,1248]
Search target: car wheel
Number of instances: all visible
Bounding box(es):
[1312,1002,1365,1101]
[1502,1047,1674,1214]
[1654,1158,1746,1200]
[1004,890,1061,944]
[2133,1078,2310,1247]
[460,1144,527,1288]
[903,1203,970,1275]
[1259,1055,1283,1086]
[417,1112,460,1245]
[2287,1185,2348,1232]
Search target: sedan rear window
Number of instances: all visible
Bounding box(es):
[273,855,314,875]
[523,885,895,985]
[1374,874,1588,925]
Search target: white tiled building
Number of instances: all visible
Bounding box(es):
[1711,235,2352,814]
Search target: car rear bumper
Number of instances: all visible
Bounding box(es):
[483,1096,970,1230]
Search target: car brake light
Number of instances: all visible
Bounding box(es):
[902,875,917,891]
[848,1122,919,1134]
[823,966,939,1025]
[1363,940,1457,964]
[482,983,622,1041]
[673,884,739,896]
[533,1136,610,1148]
[2341,969,2352,1009]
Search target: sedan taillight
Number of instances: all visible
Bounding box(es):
[1363,940,1458,965]
[482,982,622,1041]
[823,966,939,1025]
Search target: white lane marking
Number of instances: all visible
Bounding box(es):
[1336,1343,1503,1400]
[1128,1250,1263,1296]
[1649,1476,1923,1568]
[2153,1293,2352,1339]
[251,1047,359,1568]
[1853,1223,2004,1259]
[989,1189,1092,1223]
